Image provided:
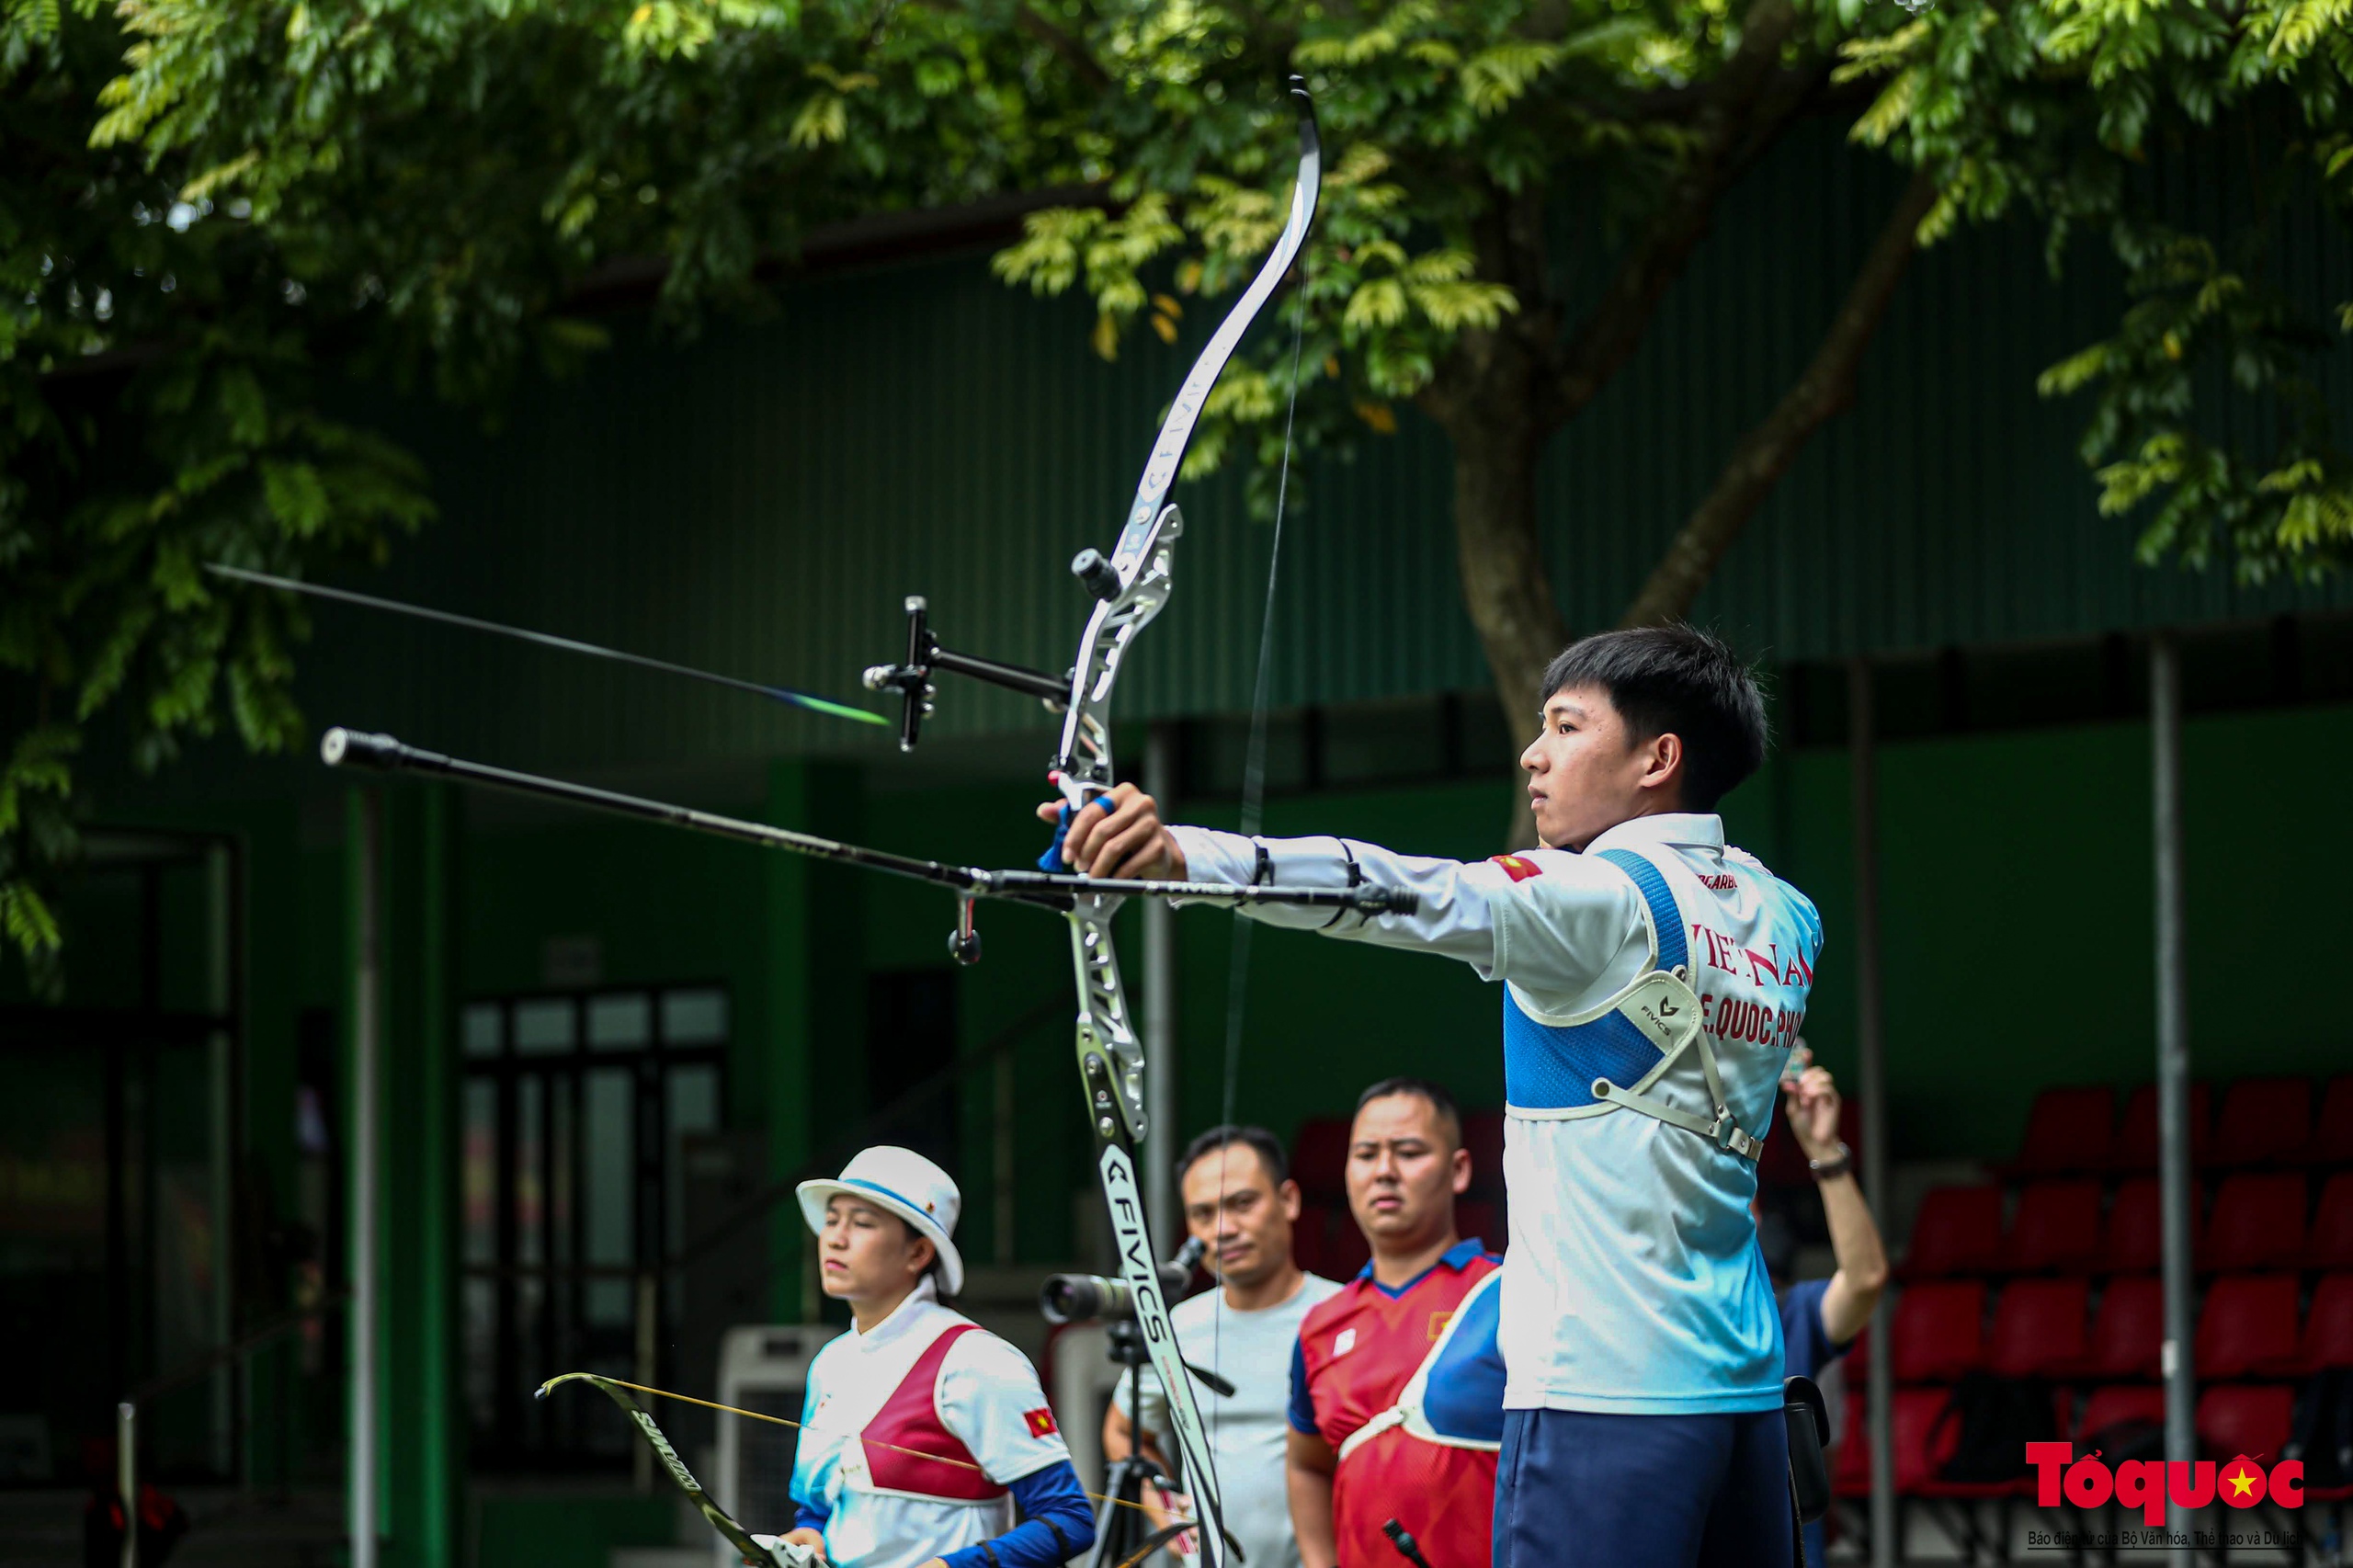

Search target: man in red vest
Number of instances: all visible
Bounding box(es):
[1288,1080,1504,1568]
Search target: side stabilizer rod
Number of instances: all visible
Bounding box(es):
[318,728,1417,921]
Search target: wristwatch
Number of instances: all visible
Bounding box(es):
[1808,1141,1853,1181]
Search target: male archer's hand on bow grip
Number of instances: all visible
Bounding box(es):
[1034,781,1188,881]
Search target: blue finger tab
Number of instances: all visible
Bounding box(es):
[1038,799,1108,873]
[1038,803,1076,872]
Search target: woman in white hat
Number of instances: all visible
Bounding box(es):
[768,1146,1096,1568]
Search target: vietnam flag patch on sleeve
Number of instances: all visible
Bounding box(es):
[1491,854,1543,883]
[1024,1407,1059,1438]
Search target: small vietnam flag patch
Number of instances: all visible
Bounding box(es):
[1024,1407,1059,1439]
[1491,854,1543,883]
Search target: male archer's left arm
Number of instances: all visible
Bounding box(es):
[1043,786,1651,999]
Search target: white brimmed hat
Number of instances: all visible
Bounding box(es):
[797,1146,965,1295]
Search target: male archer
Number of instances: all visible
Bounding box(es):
[1040,624,1822,1568]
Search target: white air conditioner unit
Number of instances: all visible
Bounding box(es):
[713,1324,823,1568]
[1047,1324,1129,1496]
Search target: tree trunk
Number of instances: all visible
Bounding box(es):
[1618,170,1938,629]
[1427,379,1563,851]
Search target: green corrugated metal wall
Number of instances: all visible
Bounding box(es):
[298,119,2351,772]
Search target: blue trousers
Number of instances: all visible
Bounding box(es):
[1492,1408,1795,1568]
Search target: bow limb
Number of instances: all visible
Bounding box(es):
[1056,81,1323,1568]
[539,1372,799,1568]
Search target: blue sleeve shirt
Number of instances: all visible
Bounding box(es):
[941,1461,1095,1568]
[1777,1278,1851,1383]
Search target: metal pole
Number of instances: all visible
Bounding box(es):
[350,790,381,1568]
[994,1053,1017,1267]
[206,844,235,1482]
[1142,723,1179,1254]
[1847,659,1897,1568]
[117,1402,136,1568]
[2152,635,2196,1568]
[633,1271,658,1495]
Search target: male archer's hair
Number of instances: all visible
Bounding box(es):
[1176,1124,1290,1189]
[1354,1075,1463,1151]
[1540,624,1768,810]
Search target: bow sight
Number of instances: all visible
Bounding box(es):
[861,565,1123,753]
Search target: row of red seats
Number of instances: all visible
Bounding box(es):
[1887,1272,2353,1383]
[1908,1170,2353,1278]
[1833,1382,2346,1501]
[2009,1075,2353,1177]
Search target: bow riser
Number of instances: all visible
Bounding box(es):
[1054,502,1182,798]
[1044,85,1322,1568]
[1073,901,1147,1142]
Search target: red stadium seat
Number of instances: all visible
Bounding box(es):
[2002,1180,2103,1274]
[1893,1280,1987,1382]
[2085,1276,2166,1381]
[1455,1199,1501,1255]
[1905,1186,2005,1278]
[1290,1200,1338,1278]
[1892,1387,1961,1494]
[2212,1077,2313,1168]
[2301,1273,2353,1372]
[2075,1384,2167,1448]
[1986,1278,2090,1379]
[1324,1215,1371,1280]
[2310,1173,2353,1271]
[2196,1384,2295,1463]
[2101,1178,2205,1274]
[2112,1083,2211,1172]
[2203,1172,2309,1273]
[2297,1074,2353,1166]
[2006,1085,2117,1176]
[2196,1274,2302,1381]
[1290,1119,1352,1203]
[1461,1109,1507,1200]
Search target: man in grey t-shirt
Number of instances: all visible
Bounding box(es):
[1108,1125,1340,1568]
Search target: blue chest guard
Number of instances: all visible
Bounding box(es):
[1501,847,1764,1160]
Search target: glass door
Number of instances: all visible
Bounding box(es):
[461,985,725,1470]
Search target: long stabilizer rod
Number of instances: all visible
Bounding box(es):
[210,563,887,728]
[318,727,1417,918]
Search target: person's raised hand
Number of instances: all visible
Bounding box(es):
[1033,780,1187,881]
[1779,1044,1844,1161]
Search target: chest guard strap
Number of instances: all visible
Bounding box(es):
[1502,848,1762,1160]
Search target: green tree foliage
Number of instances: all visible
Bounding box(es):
[0,0,1079,982]
[1844,0,2353,580]
[4,0,2347,976]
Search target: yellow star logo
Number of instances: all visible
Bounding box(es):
[2224,1466,2257,1501]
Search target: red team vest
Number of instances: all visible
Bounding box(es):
[859,1322,1006,1501]
[1299,1249,1502,1568]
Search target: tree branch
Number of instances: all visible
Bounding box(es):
[1617,169,1938,630]
[1550,0,1814,425]
[1012,5,1111,94]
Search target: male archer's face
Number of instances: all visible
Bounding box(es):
[1179,1144,1300,1292]
[1519,684,1681,850]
